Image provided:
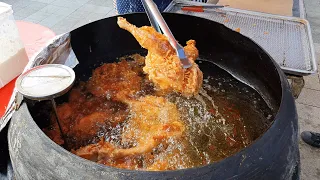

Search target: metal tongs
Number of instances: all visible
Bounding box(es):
[141,0,192,69]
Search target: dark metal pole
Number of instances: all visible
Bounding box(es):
[51,98,68,148]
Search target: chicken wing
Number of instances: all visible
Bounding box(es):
[117,17,203,97]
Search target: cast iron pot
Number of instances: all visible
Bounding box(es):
[8,13,299,180]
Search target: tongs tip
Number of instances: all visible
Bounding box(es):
[176,47,192,69]
[142,0,193,69]
[181,59,193,69]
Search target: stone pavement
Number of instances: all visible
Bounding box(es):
[297,44,320,180]
[1,0,320,179]
[297,1,320,179]
[305,0,320,43]
[2,0,116,34]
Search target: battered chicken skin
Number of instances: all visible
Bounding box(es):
[113,95,185,158]
[86,60,142,100]
[43,85,129,148]
[117,17,203,97]
[74,96,186,169]
[74,140,146,169]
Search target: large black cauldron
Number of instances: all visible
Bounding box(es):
[8,13,299,180]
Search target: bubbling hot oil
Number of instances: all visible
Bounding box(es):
[152,62,275,168]
[93,61,275,169]
[40,57,276,170]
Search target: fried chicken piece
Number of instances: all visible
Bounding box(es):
[72,111,124,139]
[147,141,194,171]
[111,95,185,158]
[119,54,146,74]
[74,140,146,170]
[73,140,115,162]
[86,60,142,100]
[73,141,101,162]
[73,96,185,167]
[44,85,129,148]
[117,17,203,97]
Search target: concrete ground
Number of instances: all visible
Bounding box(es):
[3,0,116,34]
[1,0,320,179]
[296,1,320,179]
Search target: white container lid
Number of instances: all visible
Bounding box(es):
[15,64,76,100]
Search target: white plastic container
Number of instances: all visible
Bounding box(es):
[0,2,28,88]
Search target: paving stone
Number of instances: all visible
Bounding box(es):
[314,43,320,65]
[13,6,37,18]
[39,4,77,16]
[77,4,113,14]
[31,0,55,3]
[23,17,41,24]
[83,12,107,23]
[296,103,320,128]
[296,103,320,180]
[87,0,113,7]
[51,0,85,9]
[14,0,34,8]
[296,88,320,107]
[51,16,81,33]
[25,11,51,22]
[68,9,91,19]
[38,14,66,28]
[106,9,117,17]
[25,1,47,11]
[304,74,320,90]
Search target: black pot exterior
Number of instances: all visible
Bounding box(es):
[0,125,14,180]
[8,13,299,180]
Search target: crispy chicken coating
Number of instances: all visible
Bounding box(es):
[117,17,203,97]
[73,96,185,169]
[86,60,142,100]
[113,95,185,158]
